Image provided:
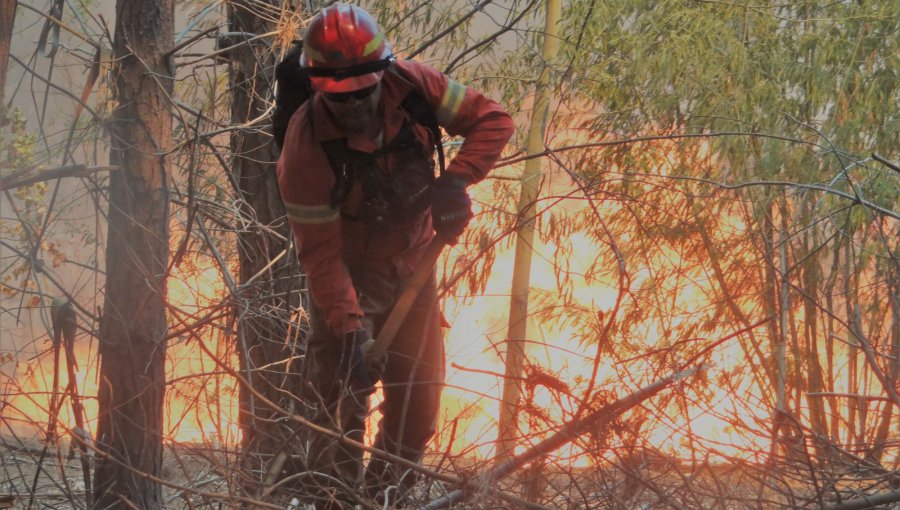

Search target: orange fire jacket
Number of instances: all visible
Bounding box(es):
[277,59,514,335]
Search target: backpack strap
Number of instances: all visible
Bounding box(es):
[321,138,353,209]
[321,137,395,224]
[388,65,446,176]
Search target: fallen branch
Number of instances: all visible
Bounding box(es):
[0,165,118,191]
[421,365,705,510]
[823,490,900,510]
[805,391,891,403]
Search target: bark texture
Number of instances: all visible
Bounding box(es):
[0,0,16,106]
[227,1,305,497]
[93,1,174,508]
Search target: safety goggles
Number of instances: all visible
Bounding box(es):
[323,84,378,103]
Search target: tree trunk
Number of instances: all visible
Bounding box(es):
[697,216,773,398]
[868,257,897,462]
[227,1,305,497]
[0,0,15,107]
[772,197,787,416]
[755,193,791,467]
[93,1,173,509]
[775,194,806,465]
[844,241,860,446]
[778,196,802,419]
[801,200,829,448]
[824,231,842,442]
[496,0,560,465]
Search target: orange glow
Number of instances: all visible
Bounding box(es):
[3,133,893,472]
[2,340,99,442]
[2,252,240,447]
[432,135,775,464]
[165,254,240,445]
[3,333,240,447]
[437,230,775,463]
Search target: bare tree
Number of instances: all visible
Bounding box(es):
[0,0,15,106]
[92,1,174,508]
[225,1,306,496]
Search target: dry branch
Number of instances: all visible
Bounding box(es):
[421,366,705,510]
[872,153,900,174]
[0,164,118,191]
[407,0,495,59]
[823,490,900,510]
[16,1,100,49]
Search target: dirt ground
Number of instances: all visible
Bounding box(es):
[0,435,237,510]
[3,434,898,509]
[1,437,89,509]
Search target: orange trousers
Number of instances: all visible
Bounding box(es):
[302,267,445,509]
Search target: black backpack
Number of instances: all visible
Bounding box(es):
[272,40,445,176]
[272,42,314,150]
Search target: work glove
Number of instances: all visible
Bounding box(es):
[341,328,387,395]
[431,174,472,244]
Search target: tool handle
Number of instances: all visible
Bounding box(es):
[367,236,445,361]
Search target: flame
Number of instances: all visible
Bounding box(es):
[165,255,240,445]
[1,254,240,447]
[3,133,893,472]
[1,338,99,444]
[431,135,777,464]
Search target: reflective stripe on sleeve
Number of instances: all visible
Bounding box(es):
[284,201,340,224]
[436,79,466,125]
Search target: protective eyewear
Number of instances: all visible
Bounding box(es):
[323,84,378,103]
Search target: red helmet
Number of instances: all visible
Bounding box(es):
[301,4,393,93]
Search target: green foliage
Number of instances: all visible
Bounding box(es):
[1,109,37,174]
[0,109,46,298]
[560,0,897,179]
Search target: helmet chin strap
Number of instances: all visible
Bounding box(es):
[305,56,395,81]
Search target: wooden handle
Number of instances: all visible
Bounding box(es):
[367,236,445,361]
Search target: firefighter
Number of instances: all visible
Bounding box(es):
[276,4,514,508]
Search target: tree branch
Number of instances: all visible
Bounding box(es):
[823,490,900,510]
[407,0,494,59]
[0,164,118,191]
[872,153,900,175]
[422,366,705,510]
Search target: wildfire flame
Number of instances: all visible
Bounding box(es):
[2,136,892,471]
